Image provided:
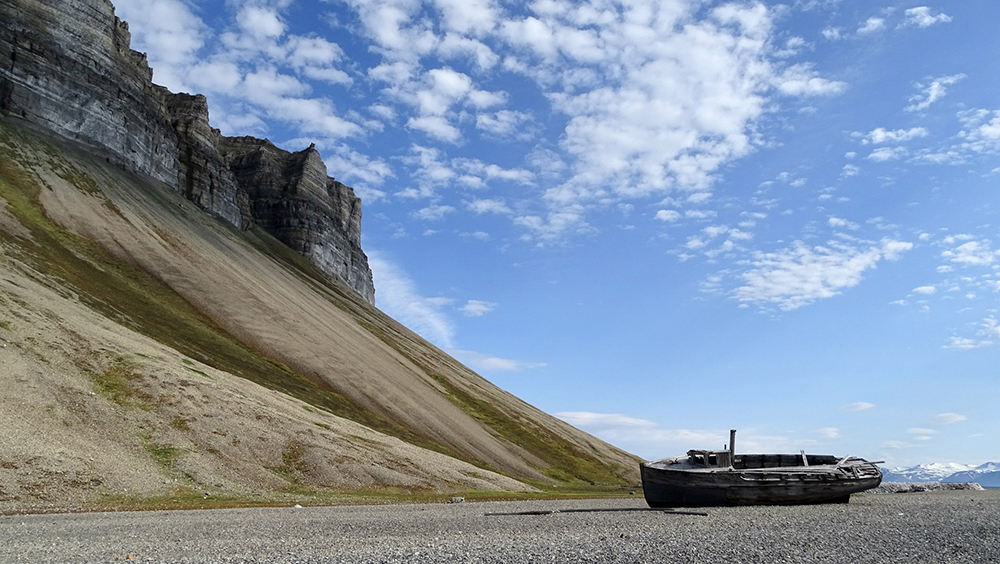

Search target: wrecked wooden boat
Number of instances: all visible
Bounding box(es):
[640,430,882,507]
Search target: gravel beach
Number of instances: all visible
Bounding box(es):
[2,490,998,563]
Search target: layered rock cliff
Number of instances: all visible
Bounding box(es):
[0,0,374,303]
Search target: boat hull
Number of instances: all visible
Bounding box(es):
[640,462,882,507]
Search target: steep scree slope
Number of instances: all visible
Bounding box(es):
[0,0,641,512]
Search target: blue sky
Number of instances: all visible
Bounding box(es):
[114,0,999,468]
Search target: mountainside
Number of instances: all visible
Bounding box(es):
[881,463,1000,487]
[0,0,641,513]
[943,463,1000,488]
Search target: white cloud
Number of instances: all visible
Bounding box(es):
[476,110,534,138]
[946,317,1000,350]
[686,210,718,220]
[454,159,534,185]
[408,115,462,142]
[958,109,1000,154]
[403,145,533,196]
[945,337,990,350]
[343,0,439,60]
[912,285,936,295]
[286,36,352,85]
[556,412,658,430]
[818,427,839,439]
[468,198,512,214]
[119,0,853,245]
[857,17,885,35]
[368,251,454,348]
[867,147,908,162]
[447,349,545,372]
[941,240,999,266]
[732,239,913,311]
[686,237,707,250]
[556,413,798,459]
[434,0,499,36]
[237,6,286,39]
[907,427,936,435]
[438,34,499,70]
[113,0,209,92]
[883,440,911,449]
[905,74,965,112]
[828,217,859,230]
[324,145,394,197]
[412,203,457,221]
[981,317,1000,339]
[902,7,952,28]
[774,64,847,96]
[655,210,681,222]
[703,225,730,238]
[858,127,929,145]
[461,231,490,241]
[932,413,967,424]
[490,2,847,240]
[773,36,807,58]
[847,402,875,411]
[460,299,496,317]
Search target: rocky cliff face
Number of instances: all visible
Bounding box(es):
[0,0,374,303]
[222,136,372,303]
[0,0,178,184]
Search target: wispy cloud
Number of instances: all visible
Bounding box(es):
[857,17,885,35]
[460,300,496,317]
[447,349,545,372]
[856,127,929,145]
[905,74,965,112]
[118,0,852,245]
[556,412,805,459]
[867,147,909,162]
[932,413,967,425]
[941,239,998,266]
[818,427,839,439]
[368,251,454,348]
[731,238,912,311]
[958,109,1000,154]
[883,440,911,450]
[907,428,936,441]
[655,210,681,223]
[847,402,875,411]
[901,7,952,29]
[945,336,992,350]
[467,198,513,215]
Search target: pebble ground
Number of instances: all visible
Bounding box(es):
[1,490,997,563]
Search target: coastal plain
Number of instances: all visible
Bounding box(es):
[2,490,997,563]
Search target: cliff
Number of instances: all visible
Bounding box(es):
[0,0,374,303]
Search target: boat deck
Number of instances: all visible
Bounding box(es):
[645,454,882,480]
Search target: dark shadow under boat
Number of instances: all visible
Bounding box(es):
[640,430,882,507]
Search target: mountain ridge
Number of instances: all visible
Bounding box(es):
[880,462,1000,487]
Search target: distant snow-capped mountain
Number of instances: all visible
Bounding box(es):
[881,462,1000,487]
[943,463,1000,488]
[881,462,976,482]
